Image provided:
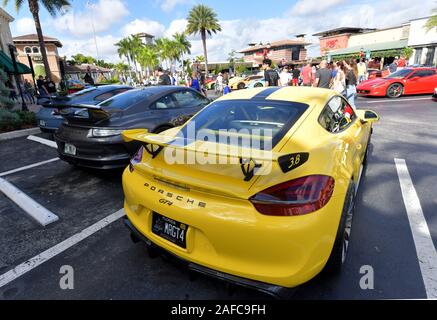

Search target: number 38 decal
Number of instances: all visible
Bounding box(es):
[278,152,309,173]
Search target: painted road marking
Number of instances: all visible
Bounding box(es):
[0,209,124,289]
[27,135,57,148]
[0,158,60,177]
[362,97,431,104]
[0,178,59,227]
[395,158,437,299]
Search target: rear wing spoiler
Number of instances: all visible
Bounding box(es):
[122,129,310,180]
[60,104,112,123]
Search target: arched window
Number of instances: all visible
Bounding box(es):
[32,47,40,54]
[25,47,32,54]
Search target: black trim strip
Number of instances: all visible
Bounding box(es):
[251,87,281,100]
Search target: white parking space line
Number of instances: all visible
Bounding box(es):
[0,158,60,178]
[0,209,124,289]
[27,135,57,148]
[362,97,431,104]
[0,178,59,227]
[395,158,437,299]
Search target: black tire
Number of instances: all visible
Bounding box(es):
[254,82,263,88]
[153,126,172,134]
[324,181,355,273]
[386,83,403,98]
[237,82,245,90]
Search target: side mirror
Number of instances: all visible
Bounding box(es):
[409,76,420,81]
[357,110,380,123]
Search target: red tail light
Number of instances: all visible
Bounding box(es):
[250,175,335,216]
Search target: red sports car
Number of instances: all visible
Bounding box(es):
[357,67,437,98]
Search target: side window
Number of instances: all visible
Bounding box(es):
[412,70,435,78]
[318,96,355,133]
[94,92,115,102]
[153,95,178,109]
[173,90,209,108]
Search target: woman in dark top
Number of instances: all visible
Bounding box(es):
[344,59,358,110]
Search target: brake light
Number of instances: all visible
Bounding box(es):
[249,175,335,216]
[129,146,144,172]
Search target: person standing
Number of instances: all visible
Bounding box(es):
[36,75,49,97]
[23,79,35,104]
[216,72,224,94]
[389,59,398,73]
[279,66,291,86]
[291,65,300,86]
[397,55,406,69]
[263,59,281,87]
[344,60,358,109]
[301,63,312,86]
[313,60,332,89]
[156,67,172,85]
[189,71,201,92]
[332,61,346,95]
[45,76,56,95]
[357,59,367,83]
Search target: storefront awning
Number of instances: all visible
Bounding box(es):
[329,39,409,57]
[0,50,32,74]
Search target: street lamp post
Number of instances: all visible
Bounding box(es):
[86,1,100,62]
[8,44,28,111]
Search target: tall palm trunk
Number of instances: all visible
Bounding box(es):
[29,0,51,81]
[201,28,208,77]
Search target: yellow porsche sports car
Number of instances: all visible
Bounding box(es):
[121,86,380,297]
[229,75,264,90]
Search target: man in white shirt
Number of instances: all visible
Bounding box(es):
[279,66,291,87]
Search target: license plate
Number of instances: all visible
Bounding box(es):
[39,120,46,127]
[64,143,76,155]
[152,212,188,248]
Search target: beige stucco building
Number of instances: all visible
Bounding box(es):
[13,34,63,83]
[0,7,14,57]
[408,16,437,66]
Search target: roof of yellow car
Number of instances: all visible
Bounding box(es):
[217,86,336,106]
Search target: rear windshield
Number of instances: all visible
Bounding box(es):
[98,89,153,109]
[386,69,413,78]
[178,100,308,150]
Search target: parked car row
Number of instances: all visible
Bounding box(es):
[32,84,384,297]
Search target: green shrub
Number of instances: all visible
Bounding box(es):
[15,110,36,126]
[0,109,22,131]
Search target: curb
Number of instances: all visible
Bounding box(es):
[0,127,41,141]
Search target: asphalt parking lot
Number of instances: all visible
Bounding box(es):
[0,94,436,300]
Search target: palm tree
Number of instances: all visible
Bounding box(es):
[155,37,175,70]
[128,35,144,79]
[115,38,133,78]
[425,8,437,31]
[5,0,71,81]
[186,4,221,76]
[138,46,159,78]
[172,33,191,75]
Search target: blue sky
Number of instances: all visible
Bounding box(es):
[2,0,434,62]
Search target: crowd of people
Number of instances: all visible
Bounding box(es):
[260,54,409,109]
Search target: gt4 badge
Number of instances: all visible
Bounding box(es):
[240,158,262,181]
[278,152,309,173]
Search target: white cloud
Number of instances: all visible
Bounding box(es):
[51,0,129,37]
[59,34,122,62]
[55,0,435,65]
[159,0,192,12]
[164,19,188,37]
[290,0,348,15]
[14,18,36,35]
[122,18,166,37]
